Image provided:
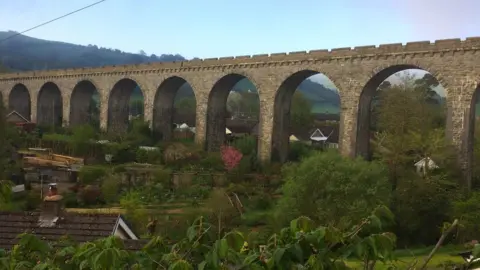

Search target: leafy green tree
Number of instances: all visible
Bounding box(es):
[290,91,314,130]
[120,191,148,234]
[126,118,154,146]
[175,96,196,113]
[70,124,96,156]
[129,99,144,116]
[276,151,391,229]
[392,172,456,246]
[87,97,100,128]
[101,173,121,204]
[0,102,19,181]
[226,91,260,119]
[372,74,450,187]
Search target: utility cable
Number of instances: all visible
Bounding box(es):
[0,0,107,44]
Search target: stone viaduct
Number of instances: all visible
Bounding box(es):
[0,37,479,188]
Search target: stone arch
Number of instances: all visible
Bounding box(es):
[70,80,100,127]
[153,76,196,141]
[37,82,63,127]
[272,69,341,162]
[206,73,260,151]
[356,64,445,159]
[9,83,31,120]
[108,78,144,133]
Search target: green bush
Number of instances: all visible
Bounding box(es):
[178,184,212,200]
[288,141,313,162]
[234,154,257,174]
[193,174,213,186]
[452,191,480,243]
[23,191,42,211]
[250,193,274,211]
[105,142,136,164]
[42,133,72,143]
[152,168,172,187]
[120,191,148,234]
[392,173,457,246]
[136,148,162,164]
[231,135,257,155]
[63,192,79,208]
[78,166,108,185]
[112,164,127,173]
[198,152,224,171]
[241,211,271,226]
[101,174,121,204]
[276,150,391,229]
[78,185,103,206]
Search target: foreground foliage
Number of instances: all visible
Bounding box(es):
[0,206,397,269]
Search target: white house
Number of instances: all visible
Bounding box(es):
[414,157,439,175]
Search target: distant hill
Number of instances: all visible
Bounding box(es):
[171,76,340,114]
[0,31,340,114]
[0,63,8,73]
[0,31,185,71]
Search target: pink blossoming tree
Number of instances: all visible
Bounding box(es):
[221,145,243,171]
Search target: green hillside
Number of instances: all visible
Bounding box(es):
[0,31,185,71]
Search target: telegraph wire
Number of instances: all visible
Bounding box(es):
[0,0,107,44]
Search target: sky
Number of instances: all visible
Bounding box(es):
[0,0,476,96]
[0,0,478,60]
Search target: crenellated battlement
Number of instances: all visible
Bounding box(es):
[0,36,479,80]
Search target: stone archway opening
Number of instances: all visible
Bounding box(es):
[272,70,340,162]
[108,78,144,133]
[206,74,260,153]
[469,84,480,188]
[357,66,446,163]
[70,80,100,128]
[37,82,63,128]
[9,84,31,120]
[153,76,196,142]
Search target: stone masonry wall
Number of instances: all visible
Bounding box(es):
[0,37,479,187]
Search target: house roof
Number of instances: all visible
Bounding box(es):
[173,112,195,127]
[6,110,30,123]
[225,119,258,134]
[291,125,339,143]
[414,157,439,168]
[0,211,140,250]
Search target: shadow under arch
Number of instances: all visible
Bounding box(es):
[37,82,63,127]
[107,78,144,133]
[9,83,31,120]
[272,69,340,162]
[466,83,480,189]
[356,64,427,160]
[70,80,100,127]
[153,76,196,141]
[206,73,260,152]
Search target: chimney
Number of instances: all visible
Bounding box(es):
[38,183,64,227]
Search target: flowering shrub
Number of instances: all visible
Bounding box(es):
[221,145,243,171]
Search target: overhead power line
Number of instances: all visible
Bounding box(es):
[0,0,107,44]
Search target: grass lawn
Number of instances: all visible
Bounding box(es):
[347,254,463,269]
[346,245,466,269]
